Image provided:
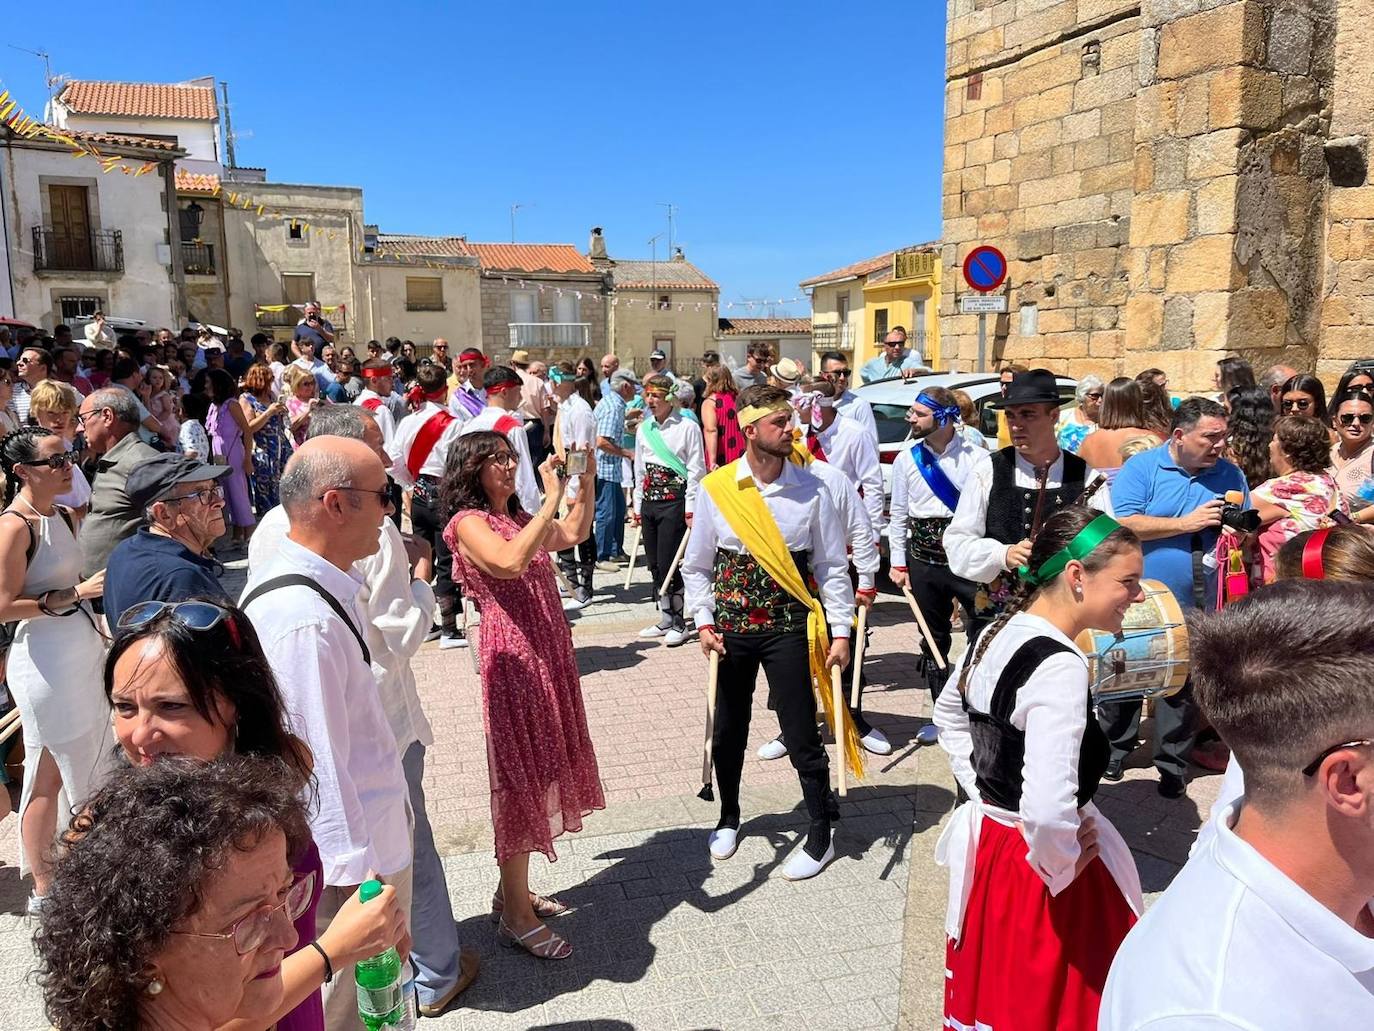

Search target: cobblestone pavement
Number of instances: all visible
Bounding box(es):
[0,551,1221,1030]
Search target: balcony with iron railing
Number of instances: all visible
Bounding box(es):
[508,323,591,349]
[811,322,855,350]
[256,305,348,331]
[32,227,124,274]
[181,241,216,275]
[406,300,446,312]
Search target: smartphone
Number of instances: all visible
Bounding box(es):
[564,450,588,476]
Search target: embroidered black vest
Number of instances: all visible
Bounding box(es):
[983,447,1087,545]
[712,548,815,634]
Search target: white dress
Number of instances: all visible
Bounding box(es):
[7,506,112,873]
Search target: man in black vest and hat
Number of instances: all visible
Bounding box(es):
[944,368,1112,631]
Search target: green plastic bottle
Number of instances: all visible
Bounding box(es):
[354,879,414,1031]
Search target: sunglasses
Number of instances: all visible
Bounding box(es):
[1281,397,1314,411]
[1302,738,1374,777]
[320,485,394,509]
[172,870,316,956]
[1339,412,1374,426]
[824,369,852,379]
[18,450,78,471]
[118,600,232,635]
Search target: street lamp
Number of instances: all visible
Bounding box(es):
[185,201,204,230]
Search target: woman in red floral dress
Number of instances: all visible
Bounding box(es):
[1251,416,1349,582]
[441,431,604,962]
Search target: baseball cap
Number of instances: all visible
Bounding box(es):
[649,349,667,361]
[610,368,641,387]
[127,453,230,510]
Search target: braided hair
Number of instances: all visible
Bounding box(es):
[0,426,54,505]
[957,505,1140,697]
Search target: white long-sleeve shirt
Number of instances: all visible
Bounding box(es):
[458,405,542,514]
[241,536,411,885]
[388,400,465,488]
[804,457,880,592]
[944,448,1113,584]
[811,413,884,539]
[355,389,397,449]
[632,410,706,515]
[553,392,596,502]
[681,456,855,638]
[887,431,983,562]
[835,389,877,440]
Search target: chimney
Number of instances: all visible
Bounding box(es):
[589,227,607,260]
[672,246,685,262]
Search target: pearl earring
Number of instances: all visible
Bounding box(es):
[146,979,164,996]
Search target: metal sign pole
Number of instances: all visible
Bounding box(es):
[977,311,987,373]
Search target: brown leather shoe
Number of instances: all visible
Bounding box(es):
[417,946,480,1018]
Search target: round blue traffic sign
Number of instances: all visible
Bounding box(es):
[962,245,1007,293]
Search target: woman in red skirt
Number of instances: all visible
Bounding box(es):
[934,506,1146,1030]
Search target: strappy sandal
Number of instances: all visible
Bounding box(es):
[497,917,573,960]
[490,888,568,924]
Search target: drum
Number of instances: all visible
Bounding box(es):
[1076,579,1189,704]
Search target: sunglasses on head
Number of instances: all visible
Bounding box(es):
[117,600,241,648]
[18,450,78,471]
[1339,412,1374,426]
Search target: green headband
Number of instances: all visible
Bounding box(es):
[1018,513,1122,587]
[548,367,570,384]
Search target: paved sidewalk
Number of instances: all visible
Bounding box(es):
[0,554,1220,1030]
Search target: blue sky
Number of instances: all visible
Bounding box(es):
[3,2,946,317]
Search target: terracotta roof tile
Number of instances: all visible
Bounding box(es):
[175,170,221,194]
[3,123,180,153]
[609,259,717,291]
[466,243,595,274]
[58,80,218,121]
[718,317,812,336]
[799,250,895,289]
[375,234,471,258]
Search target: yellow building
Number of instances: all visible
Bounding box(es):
[861,245,942,371]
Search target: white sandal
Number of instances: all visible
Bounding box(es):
[497,917,573,960]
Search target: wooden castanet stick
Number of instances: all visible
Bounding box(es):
[901,582,947,670]
[698,650,720,801]
[658,527,692,599]
[622,523,643,591]
[850,603,869,709]
[831,665,848,797]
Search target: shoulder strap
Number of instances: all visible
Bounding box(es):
[0,510,37,565]
[360,397,383,413]
[241,574,371,664]
[407,409,456,480]
[988,636,1075,724]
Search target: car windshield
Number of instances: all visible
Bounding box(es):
[873,404,915,446]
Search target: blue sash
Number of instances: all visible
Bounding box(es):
[911,443,961,513]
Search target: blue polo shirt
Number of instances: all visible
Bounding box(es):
[1111,443,1249,610]
[103,528,229,625]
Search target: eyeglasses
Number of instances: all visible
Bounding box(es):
[1085,391,1104,400]
[1301,739,1374,777]
[117,600,231,635]
[17,450,78,471]
[167,484,227,506]
[75,407,110,427]
[1338,413,1374,426]
[1281,397,1315,412]
[172,870,316,956]
[823,369,852,379]
[320,485,394,509]
[483,451,518,469]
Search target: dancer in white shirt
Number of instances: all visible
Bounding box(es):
[935,506,1144,1031]
[795,382,884,539]
[817,350,878,441]
[458,366,542,516]
[550,361,599,607]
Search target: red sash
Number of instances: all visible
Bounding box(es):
[360,397,383,413]
[493,413,523,437]
[407,410,455,480]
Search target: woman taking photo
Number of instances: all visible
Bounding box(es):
[700,363,744,470]
[205,368,257,548]
[0,427,108,913]
[102,598,407,1031]
[935,506,1144,1031]
[1075,378,1155,481]
[441,432,604,962]
[239,363,293,516]
[1251,415,1349,581]
[1330,388,1374,521]
[1055,374,1102,453]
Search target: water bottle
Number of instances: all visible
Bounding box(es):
[354,879,415,1031]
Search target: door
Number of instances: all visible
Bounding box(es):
[49,185,92,270]
[836,294,851,350]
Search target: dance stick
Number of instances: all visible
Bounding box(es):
[830,665,848,796]
[553,561,575,596]
[623,523,643,590]
[658,527,692,599]
[900,582,947,670]
[0,705,20,746]
[850,603,869,709]
[698,649,720,801]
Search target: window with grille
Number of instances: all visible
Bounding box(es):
[406,277,445,311]
[874,308,889,342]
[60,296,102,321]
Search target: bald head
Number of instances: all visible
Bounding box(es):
[1262,364,1299,390]
[280,438,379,516]
[280,437,388,567]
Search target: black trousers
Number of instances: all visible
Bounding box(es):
[388,478,403,530]
[907,552,985,700]
[714,631,834,822]
[411,484,460,632]
[524,420,548,468]
[641,497,687,612]
[1098,681,1200,779]
[557,524,596,585]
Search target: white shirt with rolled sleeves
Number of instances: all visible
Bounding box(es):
[835,389,877,440]
[804,457,879,592]
[387,400,465,489]
[354,389,397,449]
[632,410,706,516]
[887,432,984,561]
[249,508,435,753]
[240,536,412,885]
[681,456,855,639]
[933,612,1142,938]
[1101,798,1374,1030]
[812,414,884,540]
[458,405,542,515]
[943,448,1113,584]
[554,392,596,502]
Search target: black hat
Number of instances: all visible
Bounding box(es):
[126,453,230,510]
[989,369,1061,408]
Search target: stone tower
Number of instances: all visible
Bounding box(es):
[941,0,1371,390]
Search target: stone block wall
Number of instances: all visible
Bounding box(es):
[476,275,610,361]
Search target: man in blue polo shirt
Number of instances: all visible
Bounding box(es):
[103,453,232,624]
[1100,396,1248,799]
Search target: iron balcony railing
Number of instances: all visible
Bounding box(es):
[255,305,348,331]
[32,227,124,273]
[508,322,590,348]
[181,241,216,275]
[811,322,854,350]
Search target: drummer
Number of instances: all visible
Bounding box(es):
[934,505,1145,1031]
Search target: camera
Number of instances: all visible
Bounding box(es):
[564,450,588,476]
[1219,490,1261,533]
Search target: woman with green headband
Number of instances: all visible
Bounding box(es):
[933,505,1147,1031]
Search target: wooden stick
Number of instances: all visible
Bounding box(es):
[850,603,869,709]
[623,523,643,590]
[0,705,21,746]
[553,561,574,596]
[831,665,848,796]
[700,650,720,797]
[658,526,692,599]
[901,582,947,670]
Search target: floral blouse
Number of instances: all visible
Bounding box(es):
[1252,471,1349,581]
[1055,412,1095,454]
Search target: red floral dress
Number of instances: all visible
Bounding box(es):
[1252,471,1349,582]
[443,509,605,863]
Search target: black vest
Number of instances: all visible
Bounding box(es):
[964,636,1110,811]
[983,447,1087,545]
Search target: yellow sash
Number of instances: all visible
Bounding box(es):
[701,461,866,781]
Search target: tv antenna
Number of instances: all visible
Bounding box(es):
[510,203,533,243]
[657,202,677,255]
[7,45,66,120]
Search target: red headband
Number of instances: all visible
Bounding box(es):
[1302,528,1331,580]
[361,366,391,380]
[459,349,488,366]
[405,385,447,406]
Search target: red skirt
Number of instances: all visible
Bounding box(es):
[945,815,1136,1031]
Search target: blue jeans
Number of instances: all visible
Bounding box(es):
[595,475,626,559]
[403,741,462,1006]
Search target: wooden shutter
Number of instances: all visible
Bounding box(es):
[405,277,444,311]
[49,185,92,269]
